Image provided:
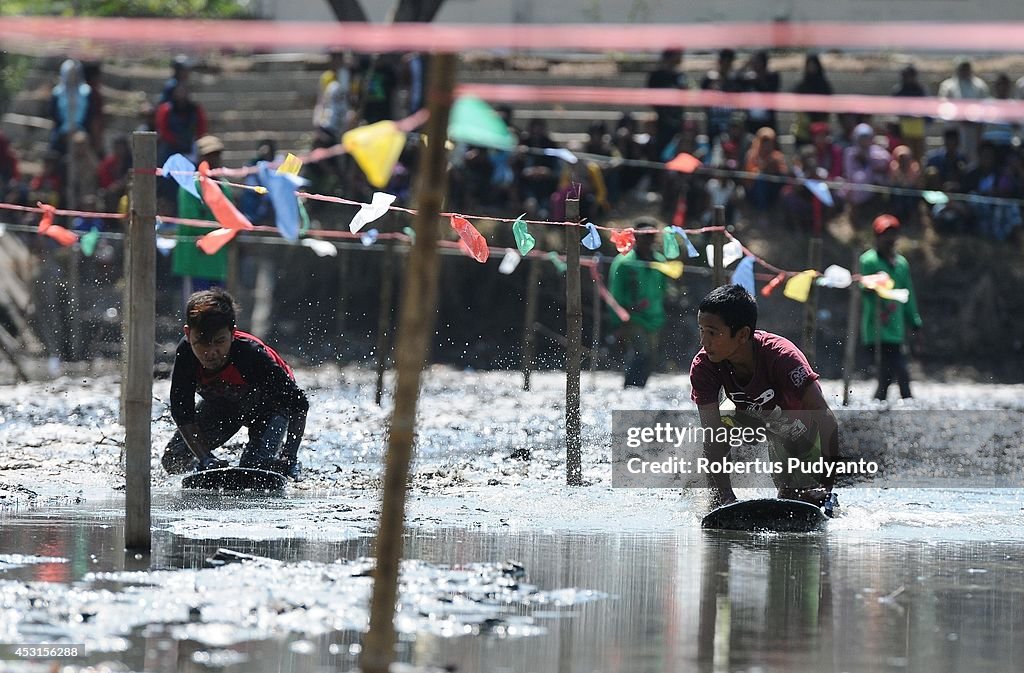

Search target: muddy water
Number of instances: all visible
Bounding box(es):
[2,497,1023,673]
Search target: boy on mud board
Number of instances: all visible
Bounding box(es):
[689,284,840,512]
[162,289,308,480]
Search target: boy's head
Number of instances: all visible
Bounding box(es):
[697,284,757,362]
[184,289,238,371]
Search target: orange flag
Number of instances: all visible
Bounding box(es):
[198,161,254,231]
[197,228,238,255]
[610,228,635,254]
[666,152,702,174]
[450,215,489,263]
[43,225,78,247]
[37,203,55,233]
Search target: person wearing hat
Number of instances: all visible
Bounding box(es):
[860,214,923,401]
[172,135,231,303]
[607,218,668,388]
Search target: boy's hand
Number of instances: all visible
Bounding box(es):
[198,455,229,471]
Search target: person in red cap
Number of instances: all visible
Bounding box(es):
[860,214,923,401]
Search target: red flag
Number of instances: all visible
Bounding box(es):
[761,272,787,297]
[610,228,635,254]
[666,152,702,174]
[197,227,238,255]
[450,215,489,263]
[37,203,56,233]
[672,197,686,228]
[198,161,254,231]
[43,225,78,247]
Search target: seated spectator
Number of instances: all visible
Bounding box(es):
[701,48,744,146]
[29,150,64,209]
[809,121,843,179]
[713,115,751,170]
[891,64,929,159]
[783,145,839,230]
[98,134,131,212]
[744,127,788,210]
[925,127,968,192]
[842,123,891,221]
[791,53,833,147]
[743,50,781,134]
[964,141,1022,241]
[888,145,923,223]
[156,82,207,163]
[923,166,971,234]
[160,54,192,105]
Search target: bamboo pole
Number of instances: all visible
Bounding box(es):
[360,53,456,673]
[711,205,725,288]
[374,239,396,406]
[802,236,823,365]
[565,198,583,487]
[124,131,156,551]
[590,260,601,374]
[520,257,541,391]
[841,252,861,406]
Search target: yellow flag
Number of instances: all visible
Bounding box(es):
[276,153,303,176]
[651,260,684,279]
[783,270,817,303]
[342,121,407,188]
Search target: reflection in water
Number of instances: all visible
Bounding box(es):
[2,505,1024,673]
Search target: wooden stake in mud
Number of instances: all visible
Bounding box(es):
[841,252,861,406]
[711,205,725,288]
[360,53,456,673]
[590,259,601,374]
[565,197,583,487]
[520,257,541,391]
[802,237,823,365]
[124,132,156,551]
[374,238,396,406]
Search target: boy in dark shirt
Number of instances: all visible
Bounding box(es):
[690,285,839,510]
[162,289,308,479]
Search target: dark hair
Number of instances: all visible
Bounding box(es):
[942,127,960,141]
[719,48,736,62]
[185,288,238,342]
[698,284,757,336]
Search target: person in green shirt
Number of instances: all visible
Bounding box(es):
[172,134,230,302]
[860,214,923,400]
[608,218,667,388]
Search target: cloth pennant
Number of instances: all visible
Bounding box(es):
[257,162,300,242]
[662,228,680,259]
[922,190,950,205]
[302,238,338,257]
[706,239,744,268]
[651,260,684,279]
[160,153,201,201]
[198,161,253,231]
[80,227,100,257]
[666,152,702,174]
[276,153,303,176]
[860,271,893,290]
[877,286,910,303]
[546,251,567,273]
[543,147,578,164]
[448,96,517,151]
[731,256,756,296]
[582,222,601,250]
[297,198,311,234]
[669,226,699,258]
[817,264,853,289]
[197,227,238,255]
[498,249,522,275]
[360,228,379,246]
[349,191,396,233]
[610,228,635,254]
[783,270,818,303]
[342,120,406,188]
[450,215,489,263]
[805,180,834,207]
[402,226,416,244]
[156,237,177,256]
[761,272,787,297]
[37,203,55,233]
[512,215,535,255]
[43,225,77,247]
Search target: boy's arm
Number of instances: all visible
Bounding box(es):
[799,381,840,492]
[168,341,215,462]
[235,342,309,463]
[697,402,737,504]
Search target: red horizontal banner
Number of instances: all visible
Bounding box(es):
[456,84,1024,123]
[3,17,1024,53]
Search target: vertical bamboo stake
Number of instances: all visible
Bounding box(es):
[64,82,80,362]
[124,131,156,551]
[520,257,541,391]
[590,260,601,374]
[565,198,583,487]
[360,53,456,673]
[712,205,725,288]
[374,239,396,406]
[802,237,823,365]
[841,252,861,406]
[334,247,350,359]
